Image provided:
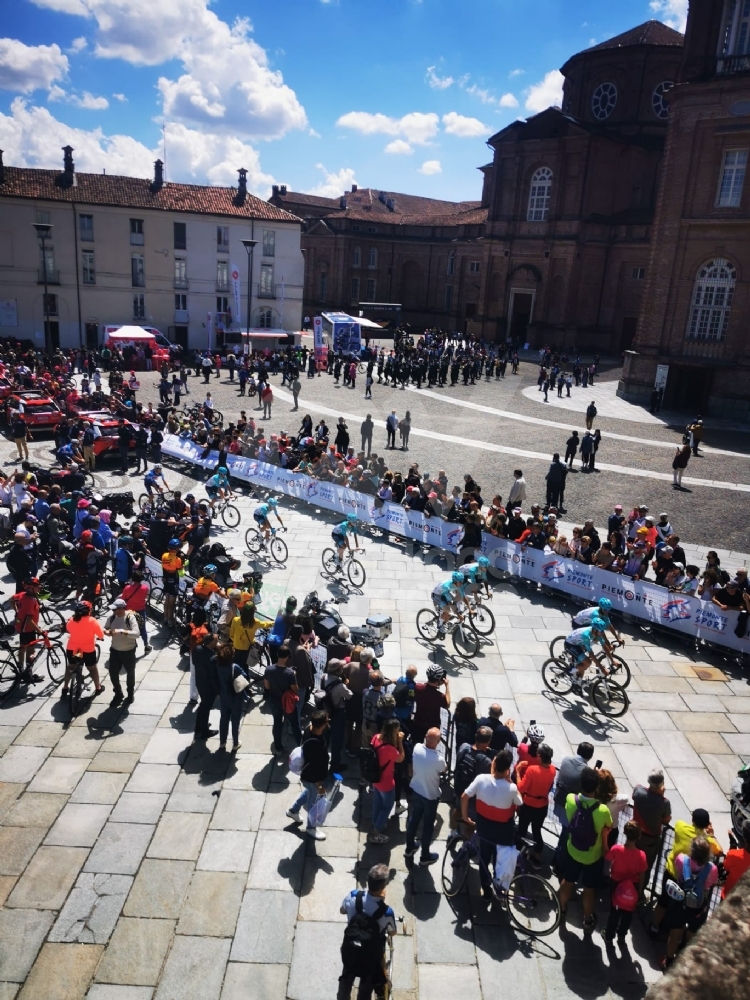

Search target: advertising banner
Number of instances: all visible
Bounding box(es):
[313,315,327,369]
[230,264,241,324]
[333,322,361,356]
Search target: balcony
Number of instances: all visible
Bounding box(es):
[716,54,750,76]
[130,233,144,246]
[682,338,727,361]
[174,277,189,289]
[216,281,230,292]
[174,310,189,323]
[38,269,59,284]
[257,284,275,299]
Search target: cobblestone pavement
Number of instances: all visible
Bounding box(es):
[1,458,749,998]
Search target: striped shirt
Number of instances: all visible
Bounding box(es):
[464,774,521,845]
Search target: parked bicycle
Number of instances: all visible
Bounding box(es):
[321,547,367,587]
[441,833,561,937]
[416,605,480,659]
[547,636,631,687]
[245,525,288,563]
[542,649,629,717]
[0,630,66,701]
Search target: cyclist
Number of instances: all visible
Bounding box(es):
[331,512,359,570]
[431,571,466,636]
[205,466,235,513]
[253,497,284,545]
[571,597,622,645]
[143,464,170,501]
[161,539,184,628]
[461,555,492,600]
[11,577,44,685]
[62,601,105,699]
[562,615,610,689]
[193,564,226,604]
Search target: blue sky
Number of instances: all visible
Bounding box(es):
[0,0,686,202]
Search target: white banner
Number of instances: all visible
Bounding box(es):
[230,264,241,324]
[313,316,324,350]
[161,434,750,655]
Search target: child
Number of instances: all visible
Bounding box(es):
[603,820,647,944]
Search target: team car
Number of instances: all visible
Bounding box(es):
[72,411,137,458]
[5,391,63,431]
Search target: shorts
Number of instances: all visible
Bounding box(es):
[67,649,97,668]
[206,487,219,499]
[162,575,179,596]
[332,532,346,546]
[254,513,267,526]
[560,853,604,889]
[19,630,37,648]
[564,641,589,665]
[658,886,709,934]
[432,594,450,609]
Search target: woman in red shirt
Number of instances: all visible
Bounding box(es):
[516,743,556,865]
[120,569,151,653]
[603,820,647,944]
[370,718,404,845]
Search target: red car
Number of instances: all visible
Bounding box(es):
[73,410,137,457]
[5,392,63,430]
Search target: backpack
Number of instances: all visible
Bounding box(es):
[682,856,711,910]
[612,879,639,912]
[313,677,339,712]
[392,678,413,711]
[568,796,598,852]
[359,745,382,784]
[454,746,481,798]
[341,892,387,976]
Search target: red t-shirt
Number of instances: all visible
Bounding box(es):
[371,735,399,793]
[605,844,648,884]
[121,581,149,613]
[14,592,39,632]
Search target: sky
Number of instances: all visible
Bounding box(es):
[0,0,688,203]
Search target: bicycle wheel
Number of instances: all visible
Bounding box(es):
[0,653,19,701]
[606,654,632,689]
[321,548,338,575]
[470,604,495,636]
[506,872,561,937]
[245,527,263,554]
[147,586,165,622]
[452,621,479,659]
[221,504,241,528]
[542,657,573,695]
[138,493,152,513]
[39,604,66,637]
[44,642,66,685]
[212,409,223,426]
[548,635,567,659]
[83,469,96,488]
[415,609,439,641]
[591,677,629,717]
[270,537,288,563]
[68,667,83,718]
[441,837,470,897]
[45,569,76,603]
[347,558,366,588]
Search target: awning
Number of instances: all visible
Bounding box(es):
[241,329,289,338]
[356,317,385,329]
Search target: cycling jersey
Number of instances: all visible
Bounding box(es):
[462,562,487,586]
[144,471,165,488]
[572,607,611,629]
[432,580,456,605]
[161,552,183,576]
[254,504,270,523]
[194,577,220,599]
[207,473,229,491]
[565,626,594,651]
[332,520,356,539]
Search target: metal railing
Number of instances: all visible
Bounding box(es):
[716,54,750,76]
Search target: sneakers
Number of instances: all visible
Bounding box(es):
[419,852,439,867]
[143,645,153,654]
[404,843,420,859]
[231,742,242,753]
[583,915,597,933]
[394,802,408,816]
[286,809,303,825]
[369,831,389,844]
[306,827,326,841]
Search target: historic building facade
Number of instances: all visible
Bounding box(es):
[618,0,750,419]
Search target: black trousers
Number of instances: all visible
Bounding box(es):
[108,646,136,699]
[337,964,386,1000]
[194,661,217,738]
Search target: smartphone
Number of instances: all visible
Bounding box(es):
[595,759,603,770]
[529,719,536,726]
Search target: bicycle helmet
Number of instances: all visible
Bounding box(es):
[185,494,195,501]
[203,564,217,575]
[597,598,612,612]
[74,601,91,615]
[268,497,278,508]
[119,536,133,546]
[590,615,607,631]
[426,665,447,683]
[451,571,465,585]
[477,556,490,568]
[153,464,162,471]
[218,466,228,475]
[527,724,545,743]
[168,538,180,549]
[346,512,357,523]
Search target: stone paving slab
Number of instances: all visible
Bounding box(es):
[3,791,67,829]
[94,918,176,987]
[122,861,194,920]
[0,745,51,783]
[0,826,47,876]
[28,757,90,795]
[45,804,112,848]
[7,846,88,910]
[49,874,133,944]
[18,942,103,1000]
[147,812,209,861]
[153,935,230,1000]
[83,823,155,876]
[176,871,244,938]
[230,890,298,964]
[0,908,55,982]
[219,963,289,1000]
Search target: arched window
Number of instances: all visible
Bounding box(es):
[527,167,552,221]
[687,258,736,340]
[591,82,617,120]
[652,81,674,119]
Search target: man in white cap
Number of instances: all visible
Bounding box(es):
[104,598,140,707]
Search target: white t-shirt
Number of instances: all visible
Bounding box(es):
[410,743,445,801]
[340,890,396,935]
[464,774,522,824]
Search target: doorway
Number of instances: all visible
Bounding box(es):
[620,317,638,352]
[509,290,534,344]
[173,326,188,351]
[45,321,60,351]
[85,323,98,350]
[663,366,712,412]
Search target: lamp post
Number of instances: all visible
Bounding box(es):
[33,223,54,356]
[241,239,257,353]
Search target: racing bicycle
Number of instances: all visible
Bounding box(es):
[541,648,630,717]
[138,488,176,514]
[441,833,561,937]
[205,495,241,528]
[0,630,66,701]
[245,525,288,563]
[416,605,480,659]
[321,547,367,587]
[546,637,631,688]
[463,594,496,637]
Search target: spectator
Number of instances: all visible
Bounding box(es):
[595,769,629,847]
[369,717,405,844]
[516,743,556,866]
[656,836,719,972]
[507,469,526,509]
[411,666,450,745]
[585,400,597,430]
[603,819,648,945]
[103,598,140,708]
[190,629,219,743]
[722,819,750,898]
[343,646,374,757]
[392,664,418,727]
[557,766,613,930]
[477,702,517,754]
[632,769,672,875]
[327,624,353,662]
[545,453,567,508]
[215,643,247,753]
[553,741,595,865]
[452,696,478,749]
[386,410,398,449]
[321,659,352,774]
[286,708,330,841]
[451,726,493,830]
[564,431,579,469]
[263,643,302,754]
[361,671,385,751]
[336,864,397,1000]
[288,623,315,724]
[404,727,445,866]
[461,749,522,896]
[672,443,691,489]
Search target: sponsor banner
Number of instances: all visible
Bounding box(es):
[230,264,241,322]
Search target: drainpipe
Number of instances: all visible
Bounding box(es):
[72,202,83,348]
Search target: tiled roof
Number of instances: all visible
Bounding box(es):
[274,192,341,209]
[0,166,302,222]
[274,186,482,223]
[585,20,684,52]
[324,205,488,227]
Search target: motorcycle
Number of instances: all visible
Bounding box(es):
[300,590,391,658]
[730,763,750,839]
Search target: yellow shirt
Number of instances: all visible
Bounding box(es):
[161,552,183,575]
[229,616,258,651]
[666,821,722,878]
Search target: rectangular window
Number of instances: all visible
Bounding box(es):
[368,226,376,233]
[366,278,376,300]
[216,295,229,313]
[131,253,145,287]
[469,261,481,273]
[174,293,187,311]
[447,254,455,276]
[368,247,377,268]
[632,267,645,279]
[352,246,361,268]
[133,293,145,319]
[444,285,453,312]
[216,259,229,290]
[351,277,360,300]
[259,263,274,296]
[129,218,144,245]
[259,309,273,328]
[173,221,187,250]
[319,272,328,300]
[217,225,230,250]
[44,293,58,315]
[82,250,95,284]
[262,229,275,256]
[174,257,187,288]
[79,214,94,242]
[41,246,55,277]
[36,210,50,225]
[717,149,748,207]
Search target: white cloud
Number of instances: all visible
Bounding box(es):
[0,97,275,194]
[525,69,564,113]
[73,91,109,109]
[499,93,519,108]
[48,85,67,102]
[112,92,127,102]
[442,111,489,137]
[509,68,524,78]
[465,84,495,105]
[418,159,441,175]
[336,110,439,145]
[426,65,453,90]
[69,36,87,52]
[28,0,307,140]
[650,0,688,31]
[0,38,69,94]
[384,139,413,155]
[306,164,356,199]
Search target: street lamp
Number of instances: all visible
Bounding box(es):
[241,239,258,349]
[33,223,54,355]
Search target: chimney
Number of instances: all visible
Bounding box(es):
[339,196,347,209]
[351,184,358,192]
[271,184,279,197]
[279,184,287,196]
[150,159,164,193]
[0,150,4,185]
[56,145,76,188]
[234,167,248,206]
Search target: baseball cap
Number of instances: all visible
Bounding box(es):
[673,562,684,570]
[109,598,127,610]
[659,512,669,518]
[614,504,623,511]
